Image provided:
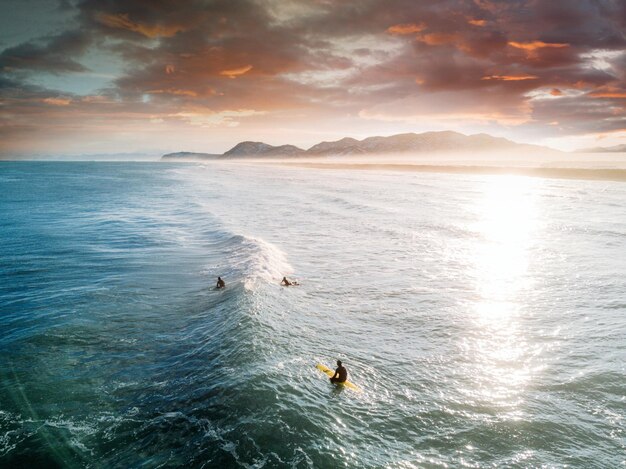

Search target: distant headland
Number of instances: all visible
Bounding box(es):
[576,144,626,153]
[160,131,559,161]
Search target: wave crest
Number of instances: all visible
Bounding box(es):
[208,233,293,289]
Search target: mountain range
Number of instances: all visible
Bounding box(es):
[576,144,626,153]
[161,131,558,160]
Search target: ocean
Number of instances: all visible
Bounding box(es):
[1,161,624,468]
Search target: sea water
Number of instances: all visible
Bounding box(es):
[0,161,624,468]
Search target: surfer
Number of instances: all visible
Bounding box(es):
[216,276,225,289]
[330,360,347,384]
[281,277,299,286]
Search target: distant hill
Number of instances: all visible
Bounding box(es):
[577,144,626,153]
[307,137,363,156]
[223,141,305,157]
[160,131,558,161]
[161,152,221,160]
[308,131,553,155]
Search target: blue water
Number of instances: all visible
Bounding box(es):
[1,161,624,468]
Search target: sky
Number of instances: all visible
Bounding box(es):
[0,0,625,158]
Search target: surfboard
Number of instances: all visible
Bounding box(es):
[316,364,361,392]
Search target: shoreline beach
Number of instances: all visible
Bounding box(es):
[269,162,626,182]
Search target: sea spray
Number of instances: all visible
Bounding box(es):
[203,233,293,290]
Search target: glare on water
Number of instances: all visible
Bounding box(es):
[1,163,624,467]
[468,176,541,408]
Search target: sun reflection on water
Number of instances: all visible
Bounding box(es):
[467,175,540,409]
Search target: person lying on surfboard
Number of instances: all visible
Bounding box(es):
[216,276,225,289]
[281,277,299,286]
[330,360,347,384]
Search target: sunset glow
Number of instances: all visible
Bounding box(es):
[0,0,624,157]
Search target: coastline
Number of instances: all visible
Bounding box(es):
[3,159,626,182]
[269,162,626,182]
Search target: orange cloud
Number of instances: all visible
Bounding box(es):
[468,19,487,27]
[81,96,115,104]
[96,13,182,38]
[508,41,569,50]
[588,87,626,98]
[147,89,199,97]
[482,74,538,81]
[596,129,626,139]
[550,88,562,96]
[386,23,426,35]
[43,97,71,106]
[171,109,264,127]
[417,32,458,46]
[220,65,253,78]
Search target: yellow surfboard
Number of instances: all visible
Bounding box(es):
[316,364,361,392]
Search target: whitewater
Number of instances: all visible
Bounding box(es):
[0,161,624,468]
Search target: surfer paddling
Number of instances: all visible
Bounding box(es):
[281,276,298,286]
[330,360,347,384]
[216,276,225,289]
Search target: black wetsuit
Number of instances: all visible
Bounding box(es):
[330,366,347,383]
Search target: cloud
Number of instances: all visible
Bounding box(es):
[588,87,626,98]
[43,97,72,106]
[95,13,183,38]
[386,23,426,35]
[417,32,459,47]
[0,30,92,73]
[220,65,253,78]
[468,19,487,27]
[359,88,534,126]
[1,0,626,155]
[482,74,539,81]
[146,88,199,97]
[508,41,569,51]
[170,108,265,127]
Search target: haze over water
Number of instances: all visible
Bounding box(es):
[1,162,625,467]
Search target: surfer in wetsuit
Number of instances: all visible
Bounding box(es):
[216,276,225,289]
[330,360,347,384]
[281,276,292,286]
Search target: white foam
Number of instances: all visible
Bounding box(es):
[205,233,293,290]
[237,235,293,290]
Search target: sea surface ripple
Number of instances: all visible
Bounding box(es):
[1,161,624,468]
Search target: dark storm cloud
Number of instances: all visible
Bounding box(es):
[344,0,625,133]
[531,94,626,137]
[0,30,92,73]
[78,0,241,39]
[72,0,363,112]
